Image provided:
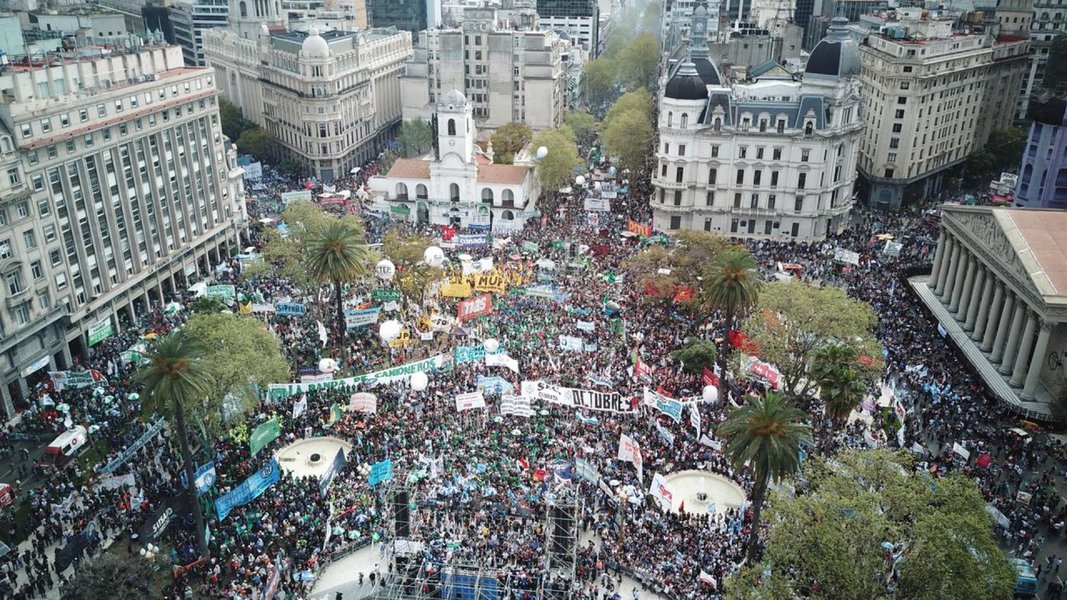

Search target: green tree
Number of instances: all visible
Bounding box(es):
[382,229,437,303]
[189,295,227,314]
[619,32,661,90]
[620,231,735,306]
[219,98,248,143]
[564,110,600,148]
[601,109,653,174]
[701,249,761,372]
[398,118,434,158]
[262,200,369,283]
[183,313,290,435]
[811,344,869,421]
[490,122,533,164]
[718,392,813,562]
[305,220,373,335]
[135,333,215,558]
[727,448,1015,600]
[236,127,273,163]
[531,126,581,192]
[64,552,159,600]
[742,280,880,400]
[604,88,654,125]
[671,338,718,374]
[581,58,618,108]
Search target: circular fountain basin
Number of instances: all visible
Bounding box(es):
[663,469,746,516]
[275,436,353,478]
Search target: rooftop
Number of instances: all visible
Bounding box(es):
[476,163,529,185]
[1000,209,1067,299]
[386,158,431,180]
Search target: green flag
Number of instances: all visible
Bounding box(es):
[328,403,344,426]
[249,417,281,457]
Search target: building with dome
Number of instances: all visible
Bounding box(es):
[856,8,1029,211]
[203,0,412,179]
[368,90,542,233]
[650,11,861,241]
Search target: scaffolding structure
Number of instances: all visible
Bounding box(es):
[544,492,580,582]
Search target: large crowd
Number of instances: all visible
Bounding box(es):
[0,147,1063,600]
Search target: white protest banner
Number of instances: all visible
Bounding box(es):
[292,396,308,420]
[690,403,701,438]
[655,422,676,446]
[952,442,970,460]
[618,434,643,481]
[583,197,611,212]
[299,373,333,384]
[500,394,533,417]
[523,380,634,413]
[559,335,584,351]
[349,392,378,414]
[485,352,520,373]
[699,434,722,451]
[455,391,486,412]
[94,472,137,491]
[576,320,595,332]
[649,473,674,511]
[643,388,683,422]
[268,354,449,400]
[833,247,860,266]
[575,458,600,484]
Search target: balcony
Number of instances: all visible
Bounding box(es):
[731,205,780,217]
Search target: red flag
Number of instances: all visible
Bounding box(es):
[701,367,720,387]
[517,457,530,471]
[441,225,456,240]
[858,355,875,367]
[728,330,759,355]
[673,286,695,303]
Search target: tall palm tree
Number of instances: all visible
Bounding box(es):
[135,333,215,559]
[811,344,866,421]
[305,220,372,335]
[701,249,761,373]
[718,392,813,562]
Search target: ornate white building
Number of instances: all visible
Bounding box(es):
[202,0,411,179]
[652,14,861,240]
[369,90,540,233]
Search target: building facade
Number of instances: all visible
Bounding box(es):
[536,0,599,56]
[399,7,568,132]
[916,205,1067,420]
[1015,91,1067,209]
[857,9,1029,211]
[652,16,861,241]
[369,90,541,233]
[0,43,246,418]
[203,0,412,180]
[170,0,229,66]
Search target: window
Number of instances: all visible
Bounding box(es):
[890,138,900,149]
[739,146,747,159]
[764,220,773,235]
[40,118,52,133]
[44,224,56,242]
[708,168,717,184]
[15,201,28,218]
[768,194,776,210]
[885,168,895,178]
[23,230,35,248]
[897,97,907,104]
[711,146,719,158]
[664,142,670,154]
[50,249,62,267]
[895,109,905,118]
[447,119,456,135]
[750,194,759,208]
[675,167,684,183]
[794,197,804,212]
[773,148,782,160]
[797,173,806,189]
[21,123,31,138]
[97,104,107,117]
[801,149,810,162]
[791,223,800,236]
[730,218,739,233]
[706,192,714,206]
[669,216,681,230]
[7,167,20,186]
[753,170,762,186]
[680,114,688,128]
[887,152,897,163]
[770,171,779,187]
[736,170,744,185]
[0,239,10,259]
[38,290,50,309]
[0,209,5,226]
[756,147,764,159]
[892,124,903,133]
[900,82,910,90]
[733,193,742,208]
[55,272,67,289]
[678,144,686,157]
[79,108,89,122]
[30,260,42,280]
[12,303,29,326]
[673,190,682,205]
[6,270,24,295]
[661,163,667,177]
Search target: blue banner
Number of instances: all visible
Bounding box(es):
[344,306,382,330]
[319,447,347,497]
[455,345,485,364]
[655,397,683,422]
[656,422,676,445]
[214,459,280,521]
[180,461,217,495]
[459,234,488,248]
[476,375,514,395]
[275,302,306,316]
[369,459,394,486]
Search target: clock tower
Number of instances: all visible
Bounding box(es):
[436,89,475,165]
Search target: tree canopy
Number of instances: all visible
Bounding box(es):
[741,280,881,399]
[262,200,369,284]
[490,122,533,164]
[671,338,718,374]
[64,551,160,600]
[531,126,581,192]
[601,108,654,175]
[398,118,434,158]
[581,57,617,108]
[618,32,660,90]
[564,110,600,148]
[604,88,654,125]
[620,231,736,305]
[727,448,1016,600]
[236,126,273,163]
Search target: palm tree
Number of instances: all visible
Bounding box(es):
[718,392,813,562]
[135,333,215,559]
[811,344,866,421]
[305,220,372,335]
[701,249,761,373]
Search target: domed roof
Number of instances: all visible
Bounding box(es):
[665,62,709,101]
[301,28,330,58]
[805,17,860,79]
[693,56,722,86]
[440,89,468,108]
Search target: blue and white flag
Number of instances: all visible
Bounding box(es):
[215,459,280,521]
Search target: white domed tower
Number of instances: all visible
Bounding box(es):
[436,89,475,165]
[229,0,284,39]
[300,28,331,59]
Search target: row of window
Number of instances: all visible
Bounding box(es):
[663,215,805,238]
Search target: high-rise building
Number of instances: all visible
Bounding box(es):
[204,0,412,179]
[536,0,600,56]
[0,43,246,418]
[170,0,229,66]
[400,7,568,132]
[857,8,1029,210]
[365,0,441,37]
[652,15,861,240]
[1015,91,1067,208]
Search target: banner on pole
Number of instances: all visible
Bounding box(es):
[268,354,450,400]
[455,390,487,412]
[644,388,683,422]
[522,380,634,413]
[214,459,280,521]
[500,394,533,417]
[348,392,378,414]
[649,473,674,511]
[319,448,347,497]
[249,417,282,457]
[368,460,394,486]
[458,294,493,322]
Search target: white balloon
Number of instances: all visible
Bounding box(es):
[702,385,719,404]
[483,338,500,353]
[318,358,338,373]
[575,175,586,186]
[139,548,147,556]
[536,146,548,160]
[375,259,396,280]
[423,246,445,268]
[594,181,602,191]
[410,371,429,392]
[379,319,402,342]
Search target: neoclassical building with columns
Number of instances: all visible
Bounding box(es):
[913,205,1067,419]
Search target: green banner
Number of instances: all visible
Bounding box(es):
[249,417,281,457]
[371,289,401,302]
[88,319,115,346]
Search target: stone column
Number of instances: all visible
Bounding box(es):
[981,282,1005,350]
[930,233,947,282]
[949,252,973,313]
[956,257,978,318]
[1022,322,1054,400]
[999,303,1028,375]
[0,384,14,421]
[969,272,993,337]
[1010,312,1038,387]
[991,293,1016,362]
[937,237,960,298]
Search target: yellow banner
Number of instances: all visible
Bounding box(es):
[389,328,413,348]
[473,270,508,294]
[440,274,473,298]
[238,301,253,315]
